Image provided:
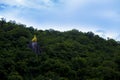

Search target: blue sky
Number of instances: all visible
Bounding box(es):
[0,0,120,40]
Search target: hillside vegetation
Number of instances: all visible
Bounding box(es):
[0,19,120,80]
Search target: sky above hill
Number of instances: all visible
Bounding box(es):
[0,0,120,40]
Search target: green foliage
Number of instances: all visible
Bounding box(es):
[0,19,120,80]
[8,72,23,80]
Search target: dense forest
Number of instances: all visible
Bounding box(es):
[0,18,120,80]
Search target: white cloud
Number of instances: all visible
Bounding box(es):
[0,0,22,6]
[0,0,120,41]
[94,29,120,40]
[36,23,100,32]
[0,0,59,9]
[116,35,120,41]
[95,30,106,38]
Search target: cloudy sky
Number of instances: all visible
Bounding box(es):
[0,0,120,40]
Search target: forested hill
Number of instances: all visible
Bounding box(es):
[0,19,120,80]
